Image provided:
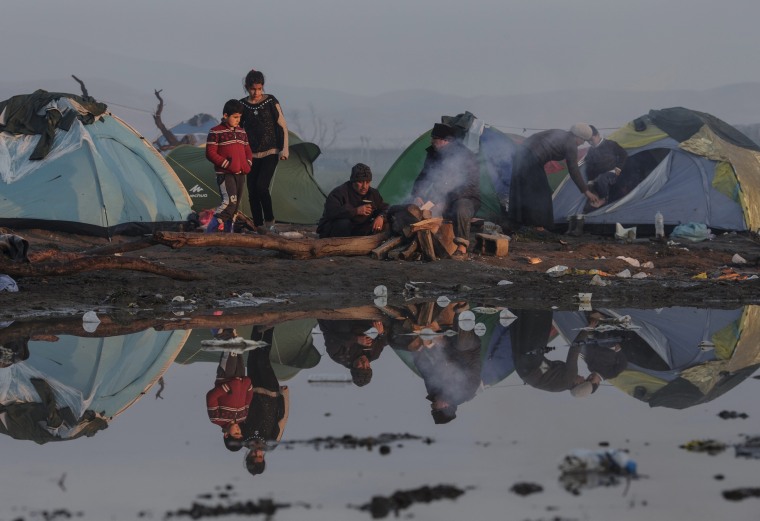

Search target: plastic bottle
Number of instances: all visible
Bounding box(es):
[655,211,664,238]
[559,449,637,476]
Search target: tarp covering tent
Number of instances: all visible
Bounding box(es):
[552,306,760,409]
[175,319,320,381]
[163,114,326,225]
[553,107,760,232]
[0,90,193,236]
[0,329,189,443]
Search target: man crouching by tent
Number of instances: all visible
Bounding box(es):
[409,123,480,259]
[317,163,389,238]
[508,123,601,230]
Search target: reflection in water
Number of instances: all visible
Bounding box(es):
[0,328,189,443]
[2,304,759,497]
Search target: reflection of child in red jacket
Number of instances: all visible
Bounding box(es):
[206,347,253,451]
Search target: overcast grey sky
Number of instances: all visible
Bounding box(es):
[3,0,760,98]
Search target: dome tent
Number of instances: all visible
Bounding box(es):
[553,107,760,233]
[0,90,193,237]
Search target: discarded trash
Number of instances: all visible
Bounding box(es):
[616,256,640,267]
[82,311,100,333]
[279,231,304,239]
[364,327,379,339]
[497,280,513,286]
[374,285,388,297]
[172,295,185,303]
[473,323,487,336]
[457,311,476,331]
[642,261,654,269]
[616,269,632,278]
[735,436,760,459]
[546,265,569,277]
[374,296,388,307]
[0,274,18,293]
[590,274,608,286]
[576,293,592,304]
[436,295,451,307]
[732,254,747,264]
[693,272,708,279]
[680,439,727,455]
[201,338,268,352]
[671,222,712,242]
[632,272,648,279]
[559,449,637,495]
[307,374,353,384]
[615,223,637,241]
[499,309,517,327]
[526,256,542,265]
[471,306,502,314]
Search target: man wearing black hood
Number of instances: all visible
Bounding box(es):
[410,123,481,259]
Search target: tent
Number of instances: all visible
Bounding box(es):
[378,114,582,222]
[0,329,189,443]
[0,91,193,237]
[553,107,760,233]
[175,319,321,381]
[552,306,760,409]
[163,114,326,225]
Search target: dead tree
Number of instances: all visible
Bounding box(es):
[153,89,181,148]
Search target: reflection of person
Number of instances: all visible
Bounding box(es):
[410,123,481,258]
[319,319,388,387]
[583,125,628,209]
[240,69,289,233]
[205,99,253,233]
[574,311,627,380]
[317,163,389,238]
[205,332,253,451]
[241,327,289,476]
[508,124,601,229]
[390,301,481,423]
[511,309,600,396]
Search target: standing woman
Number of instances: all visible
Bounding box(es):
[240,69,289,233]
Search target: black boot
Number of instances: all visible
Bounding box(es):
[569,215,584,237]
[565,216,577,236]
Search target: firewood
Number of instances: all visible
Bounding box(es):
[0,255,201,281]
[433,221,457,257]
[370,236,404,259]
[398,240,419,260]
[417,230,437,261]
[410,217,444,234]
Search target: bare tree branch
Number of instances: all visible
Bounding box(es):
[153,89,180,148]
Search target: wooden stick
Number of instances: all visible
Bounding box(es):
[370,236,404,260]
[410,217,443,234]
[399,240,419,260]
[417,230,437,261]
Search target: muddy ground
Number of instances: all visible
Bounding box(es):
[2,226,760,320]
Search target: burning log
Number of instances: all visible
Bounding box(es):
[371,236,405,260]
[0,255,201,281]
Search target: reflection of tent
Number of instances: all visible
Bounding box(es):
[0,329,189,443]
[553,107,760,232]
[553,307,760,409]
[175,319,320,381]
[0,91,193,237]
[164,114,325,224]
[379,116,587,222]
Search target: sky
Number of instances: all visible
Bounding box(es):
[3,0,760,98]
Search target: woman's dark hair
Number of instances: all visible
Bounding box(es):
[590,125,600,137]
[244,69,266,90]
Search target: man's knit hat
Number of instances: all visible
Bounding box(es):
[431,123,455,140]
[350,163,372,182]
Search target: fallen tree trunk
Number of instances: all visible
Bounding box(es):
[0,305,389,343]
[152,230,389,259]
[0,255,202,281]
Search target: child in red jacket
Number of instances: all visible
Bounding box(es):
[206,330,253,450]
[205,100,253,233]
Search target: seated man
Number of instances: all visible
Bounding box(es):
[410,123,480,258]
[317,163,389,238]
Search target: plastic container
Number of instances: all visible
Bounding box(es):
[655,211,664,238]
[559,449,637,476]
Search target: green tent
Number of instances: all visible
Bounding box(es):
[174,319,321,381]
[165,132,326,225]
[377,119,576,223]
